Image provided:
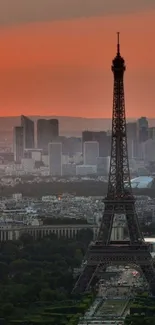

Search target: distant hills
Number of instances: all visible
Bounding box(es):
[0,116,155,137]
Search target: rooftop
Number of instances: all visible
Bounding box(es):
[131,176,154,189]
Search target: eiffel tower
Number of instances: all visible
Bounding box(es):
[72,33,155,295]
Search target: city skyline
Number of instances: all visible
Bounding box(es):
[0,5,155,321]
[0,1,154,117]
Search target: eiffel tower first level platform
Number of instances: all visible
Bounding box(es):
[72,33,155,296]
[73,241,155,295]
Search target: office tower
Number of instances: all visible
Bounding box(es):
[48,142,62,176]
[142,139,155,163]
[97,156,110,175]
[13,127,24,163]
[82,131,110,157]
[137,116,148,143]
[21,115,34,149]
[126,122,138,158]
[83,141,99,165]
[82,131,93,155]
[82,131,94,143]
[148,127,155,140]
[37,119,59,151]
[62,137,82,156]
[94,131,111,157]
[127,122,137,137]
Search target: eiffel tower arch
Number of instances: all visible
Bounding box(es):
[72,33,155,295]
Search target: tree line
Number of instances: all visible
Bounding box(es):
[0,229,93,324]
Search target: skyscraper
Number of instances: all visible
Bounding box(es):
[148,127,155,140]
[82,131,94,143]
[13,127,24,163]
[21,115,34,149]
[137,117,148,143]
[83,141,99,165]
[37,119,59,151]
[93,131,111,157]
[142,139,155,163]
[126,122,138,158]
[82,131,110,157]
[48,142,62,176]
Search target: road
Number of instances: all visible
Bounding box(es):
[79,266,146,325]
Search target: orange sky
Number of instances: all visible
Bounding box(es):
[0,9,155,117]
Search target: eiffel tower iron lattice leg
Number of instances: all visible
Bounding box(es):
[72,33,155,295]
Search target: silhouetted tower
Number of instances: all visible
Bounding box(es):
[72,33,155,295]
[37,119,59,151]
[21,115,34,149]
[98,32,142,245]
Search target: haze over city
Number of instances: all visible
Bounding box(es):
[0,0,154,117]
[1,2,155,325]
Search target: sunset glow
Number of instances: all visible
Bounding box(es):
[0,8,155,117]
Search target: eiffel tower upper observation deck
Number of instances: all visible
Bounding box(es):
[72,33,155,295]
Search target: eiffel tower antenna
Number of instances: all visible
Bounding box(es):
[72,34,155,295]
[117,32,120,54]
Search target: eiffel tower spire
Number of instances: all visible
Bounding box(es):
[117,31,120,55]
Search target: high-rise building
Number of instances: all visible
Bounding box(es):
[62,137,82,156]
[82,131,110,157]
[13,127,24,163]
[148,127,155,140]
[126,122,138,158]
[21,115,34,149]
[137,117,148,143]
[37,119,59,151]
[93,132,111,157]
[142,139,155,162]
[83,141,99,165]
[82,131,94,143]
[48,142,62,176]
[97,156,110,175]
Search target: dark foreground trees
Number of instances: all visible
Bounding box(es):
[125,293,155,325]
[0,229,93,324]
